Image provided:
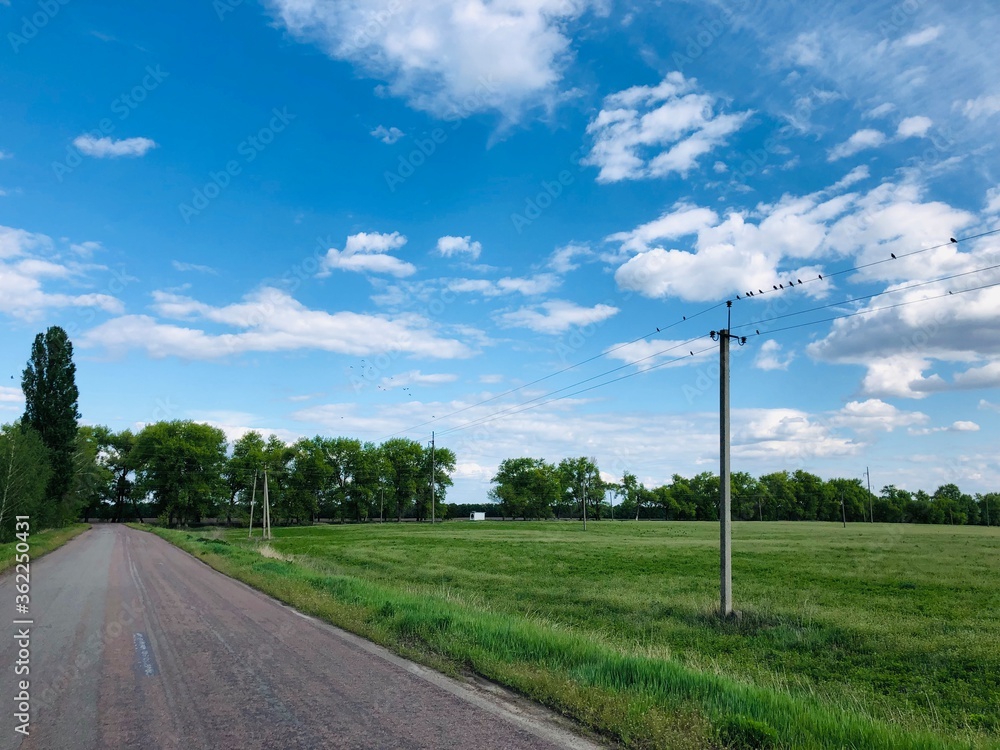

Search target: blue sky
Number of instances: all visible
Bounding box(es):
[2,0,999,502]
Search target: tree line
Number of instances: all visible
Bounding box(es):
[79,423,456,527]
[2,327,997,542]
[485,457,999,526]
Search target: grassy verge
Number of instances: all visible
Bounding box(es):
[136,522,986,750]
[0,523,91,575]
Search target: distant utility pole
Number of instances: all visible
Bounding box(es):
[840,489,847,528]
[582,475,588,531]
[263,468,272,540]
[430,431,436,525]
[248,469,257,538]
[711,301,747,618]
[865,466,874,523]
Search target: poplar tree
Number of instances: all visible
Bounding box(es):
[21,326,81,525]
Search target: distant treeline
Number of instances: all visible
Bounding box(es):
[4,327,996,539]
[483,458,998,526]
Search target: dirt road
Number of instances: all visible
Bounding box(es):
[0,525,605,749]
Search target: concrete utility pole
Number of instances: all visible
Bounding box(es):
[840,489,847,528]
[712,301,746,619]
[248,470,257,538]
[263,468,272,540]
[582,474,588,531]
[430,431,436,525]
[865,466,874,523]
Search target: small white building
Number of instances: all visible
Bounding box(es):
[469,512,486,521]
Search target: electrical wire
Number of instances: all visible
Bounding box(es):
[732,227,1000,303]
[731,261,1000,333]
[376,301,725,441]
[436,343,717,437]
[748,277,1000,339]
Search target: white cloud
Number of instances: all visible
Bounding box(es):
[548,243,592,273]
[734,408,861,461]
[370,125,404,144]
[0,225,124,320]
[985,187,1000,215]
[446,273,560,297]
[864,103,896,119]
[828,399,928,433]
[897,26,943,48]
[498,299,618,334]
[172,260,218,274]
[0,150,11,160]
[0,386,24,403]
[73,135,157,158]
[606,177,980,307]
[81,287,477,360]
[896,116,932,139]
[318,231,415,278]
[952,420,980,431]
[959,94,1000,120]
[605,204,718,256]
[950,361,1000,390]
[584,72,751,182]
[70,241,103,257]
[786,32,822,67]
[829,165,870,192]
[909,420,980,436]
[754,340,793,371]
[978,399,1000,413]
[828,128,887,161]
[495,274,559,296]
[436,235,481,260]
[809,269,1000,399]
[266,0,598,122]
[379,370,457,390]
[603,338,711,371]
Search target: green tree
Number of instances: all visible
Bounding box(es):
[874,484,910,523]
[225,431,265,525]
[132,421,228,526]
[731,472,759,521]
[71,425,110,524]
[415,444,456,521]
[21,326,80,526]
[620,471,642,520]
[668,475,697,520]
[381,438,425,521]
[759,471,795,521]
[933,484,970,525]
[261,435,294,523]
[490,457,559,519]
[284,437,331,524]
[557,457,602,519]
[0,423,52,541]
[978,493,999,526]
[323,437,364,521]
[688,471,719,520]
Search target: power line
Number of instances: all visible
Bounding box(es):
[732,227,1000,303]
[377,302,725,441]
[748,277,1000,339]
[436,341,714,438]
[732,261,1000,333]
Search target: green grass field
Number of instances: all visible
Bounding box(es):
[147,521,1000,749]
[0,523,90,575]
